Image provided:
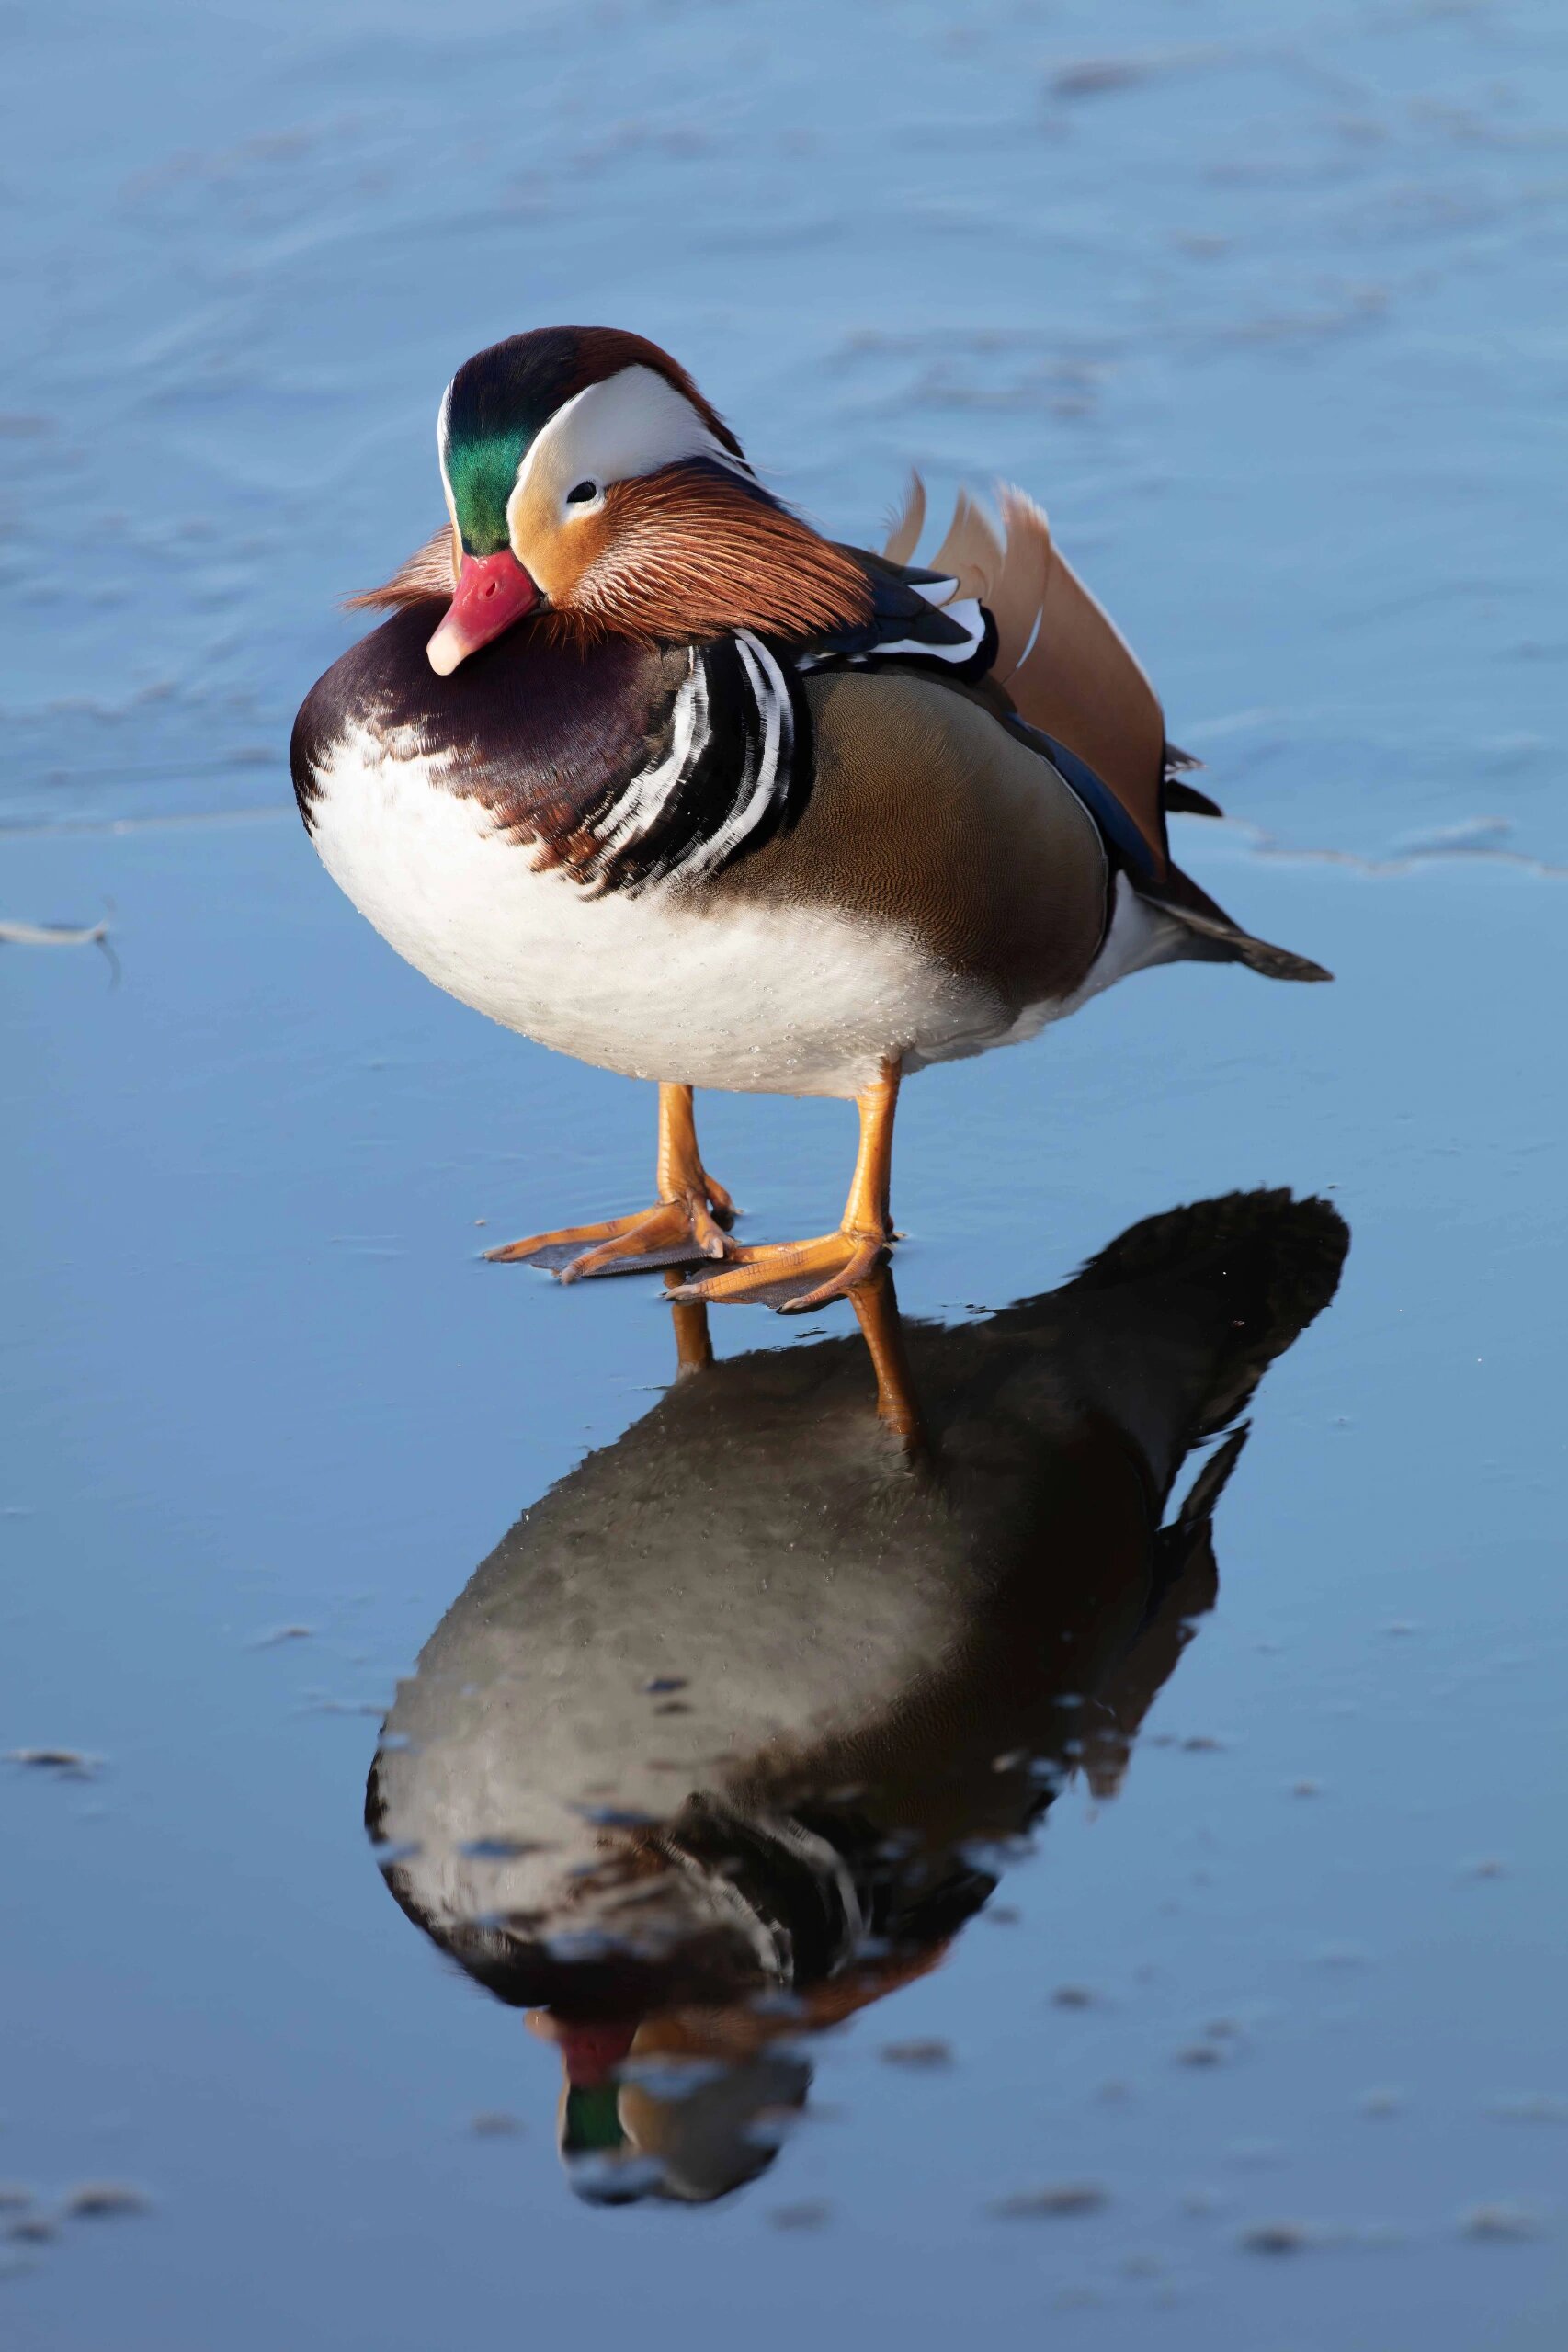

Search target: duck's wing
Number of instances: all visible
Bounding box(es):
[801,487,1168,866]
[784,546,1330,987]
[797,545,1001,681]
[802,484,1228,881]
[789,486,1329,983]
[979,486,1170,870]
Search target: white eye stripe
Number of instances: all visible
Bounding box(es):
[509,365,750,522]
[436,380,459,528]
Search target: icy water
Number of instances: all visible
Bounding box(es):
[4,1,1566,2346]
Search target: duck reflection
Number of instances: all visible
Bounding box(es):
[367,1189,1346,2204]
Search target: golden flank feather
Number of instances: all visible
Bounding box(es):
[989,485,1051,678]
[894,479,1167,866]
[993,490,1165,861]
[881,473,927,568]
[346,525,460,610]
[928,488,1005,605]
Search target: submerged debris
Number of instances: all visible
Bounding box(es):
[1045,47,1219,102]
[767,2200,831,2231]
[990,2182,1108,2220]
[6,2215,55,2244]
[878,2039,953,2070]
[1227,2141,1288,2169]
[5,1748,99,1779]
[1239,2220,1313,2255]
[1460,2202,1543,2243]
[62,2184,151,2220]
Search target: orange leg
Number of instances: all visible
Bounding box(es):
[485,1084,736,1282]
[668,1060,900,1314]
[848,1264,926,1454]
[663,1269,714,1379]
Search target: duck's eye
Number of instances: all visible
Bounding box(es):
[565,480,599,506]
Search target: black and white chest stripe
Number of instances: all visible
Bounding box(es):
[575,628,809,896]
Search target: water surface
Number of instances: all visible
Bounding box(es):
[4,2,1565,2346]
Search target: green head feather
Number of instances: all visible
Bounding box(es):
[443,428,529,558]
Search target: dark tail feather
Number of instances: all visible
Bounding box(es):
[1165,779,1225,817]
[1163,743,1224,819]
[1140,860,1333,984]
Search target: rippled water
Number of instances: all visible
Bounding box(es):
[4,2,1565,2346]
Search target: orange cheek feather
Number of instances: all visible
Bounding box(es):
[539,472,872,646]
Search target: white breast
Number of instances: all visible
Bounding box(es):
[304,724,1006,1098]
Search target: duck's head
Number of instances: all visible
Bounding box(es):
[379,325,869,671]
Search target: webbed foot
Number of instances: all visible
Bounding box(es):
[484,1176,735,1282]
[484,1082,736,1281]
[665,1224,890,1312]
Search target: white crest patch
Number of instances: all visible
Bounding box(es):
[508,365,751,533]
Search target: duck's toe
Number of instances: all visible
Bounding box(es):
[485,1187,736,1281]
[666,1227,891,1312]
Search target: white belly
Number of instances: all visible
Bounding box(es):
[305,726,1009,1097]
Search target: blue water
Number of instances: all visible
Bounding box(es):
[3,2,1565,2346]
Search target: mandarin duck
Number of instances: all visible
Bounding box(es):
[366,1189,1347,2201]
[292,327,1330,1310]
